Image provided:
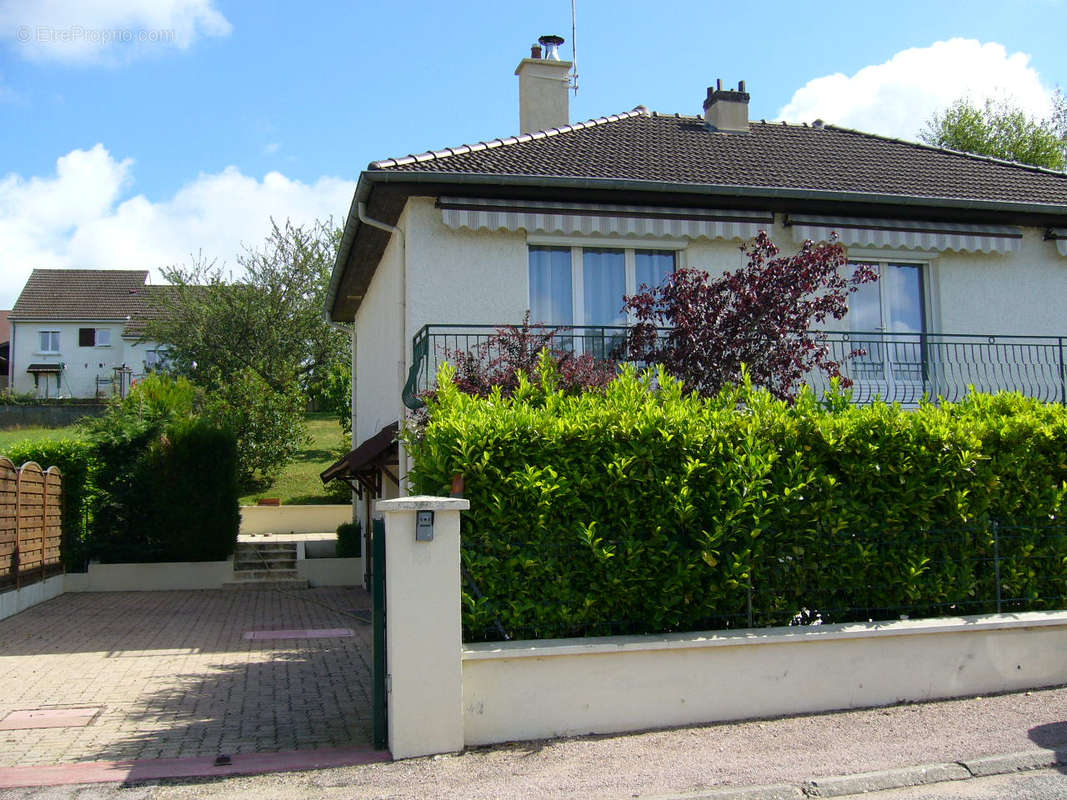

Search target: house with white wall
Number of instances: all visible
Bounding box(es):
[322,37,1067,526]
[8,269,168,399]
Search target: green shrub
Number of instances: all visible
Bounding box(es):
[336,520,362,558]
[2,438,95,571]
[406,363,1067,641]
[139,419,240,562]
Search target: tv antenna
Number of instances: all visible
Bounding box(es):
[570,0,579,95]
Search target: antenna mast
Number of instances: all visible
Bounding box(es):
[570,0,579,94]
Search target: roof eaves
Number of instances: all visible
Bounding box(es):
[367,107,651,171]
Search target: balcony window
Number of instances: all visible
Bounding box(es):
[528,245,679,327]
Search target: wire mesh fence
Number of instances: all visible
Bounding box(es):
[460,520,1067,643]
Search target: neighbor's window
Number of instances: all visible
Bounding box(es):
[39,330,60,353]
[79,328,111,347]
[528,245,678,327]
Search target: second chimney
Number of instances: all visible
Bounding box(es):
[703,79,750,133]
[515,35,572,134]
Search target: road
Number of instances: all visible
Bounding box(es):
[832,767,1067,800]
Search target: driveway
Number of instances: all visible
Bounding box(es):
[0,588,372,767]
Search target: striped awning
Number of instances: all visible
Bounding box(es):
[785,215,1023,254]
[26,363,61,373]
[1046,228,1067,256]
[439,197,773,241]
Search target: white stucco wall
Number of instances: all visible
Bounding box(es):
[8,320,163,398]
[462,611,1067,746]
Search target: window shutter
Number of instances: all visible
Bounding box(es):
[79,328,94,347]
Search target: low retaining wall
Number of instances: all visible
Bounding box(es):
[68,560,235,592]
[0,404,106,429]
[461,612,1067,746]
[239,504,352,535]
[0,573,65,622]
[299,557,361,587]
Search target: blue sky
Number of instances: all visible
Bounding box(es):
[0,0,1065,306]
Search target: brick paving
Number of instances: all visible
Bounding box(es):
[0,588,373,767]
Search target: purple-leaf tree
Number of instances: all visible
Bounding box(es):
[624,231,878,400]
[443,312,618,398]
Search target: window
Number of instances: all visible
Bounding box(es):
[528,245,679,327]
[144,349,166,371]
[79,328,111,347]
[39,330,60,353]
[848,261,926,386]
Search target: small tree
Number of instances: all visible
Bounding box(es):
[443,313,618,398]
[624,232,877,400]
[920,96,1066,170]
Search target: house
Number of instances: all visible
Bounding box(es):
[8,269,168,399]
[0,311,9,390]
[322,37,1067,526]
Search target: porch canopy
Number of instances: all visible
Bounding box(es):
[26,363,62,373]
[320,421,399,499]
[785,214,1023,254]
[439,196,773,241]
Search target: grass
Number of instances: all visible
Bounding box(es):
[239,411,350,506]
[0,424,83,451]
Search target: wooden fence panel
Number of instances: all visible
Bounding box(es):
[43,467,63,579]
[16,463,44,587]
[0,458,15,592]
[0,460,64,592]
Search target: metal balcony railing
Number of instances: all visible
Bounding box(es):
[403,324,1067,409]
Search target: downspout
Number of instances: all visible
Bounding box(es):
[356,201,409,494]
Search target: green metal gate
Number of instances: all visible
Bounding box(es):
[371,516,388,749]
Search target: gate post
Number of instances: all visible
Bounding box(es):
[374,495,469,759]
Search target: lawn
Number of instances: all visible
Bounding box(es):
[0,424,82,451]
[240,411,351,506]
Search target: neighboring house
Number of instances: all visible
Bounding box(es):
[0,310,9,390]
[322,38,1067,521]
[8,270,168,399]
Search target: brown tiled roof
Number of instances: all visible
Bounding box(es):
[120,285,180,337]
[369,111,1067,206]
[0,311,9,345]
[11,269,152,322]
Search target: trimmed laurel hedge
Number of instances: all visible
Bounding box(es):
[407,364,1067,641]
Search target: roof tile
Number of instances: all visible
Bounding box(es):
[369,113,1067,206]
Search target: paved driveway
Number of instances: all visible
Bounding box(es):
[0,588,372,767]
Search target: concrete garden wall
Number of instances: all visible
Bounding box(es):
[239,504,352,535]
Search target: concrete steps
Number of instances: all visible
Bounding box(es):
[227,542,307,589]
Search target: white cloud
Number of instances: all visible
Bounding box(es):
[0,0,232,65]
[777,39,1055,141]
[0,144,357,307]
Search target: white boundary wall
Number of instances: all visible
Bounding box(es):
[239,504,353,535]
[0,574,65,622]
[462,612,1067,746]
[371,496,1067,757]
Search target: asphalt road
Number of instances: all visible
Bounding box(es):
[832,767,1067,799]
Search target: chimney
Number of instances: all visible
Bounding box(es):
[515,35,572,134]
[703,79,750,133]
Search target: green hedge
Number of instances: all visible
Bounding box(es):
[2,438,95,571]
[90,418,239,563]
[407,365,1067,641]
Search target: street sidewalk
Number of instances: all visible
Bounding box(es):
[4,685,1063,799]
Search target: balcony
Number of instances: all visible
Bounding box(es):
[403,324,1067,409]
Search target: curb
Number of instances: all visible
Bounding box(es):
[642,747,1067,800]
